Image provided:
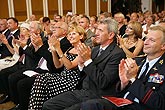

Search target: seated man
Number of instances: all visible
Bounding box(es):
[80,26,165,110]
[42,18,126,110]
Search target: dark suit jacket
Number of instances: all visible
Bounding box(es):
[82,41,126,96]
[126,53,165,110]
[0,29,20,58]
[35,36,72,73]
[115,53,165,110]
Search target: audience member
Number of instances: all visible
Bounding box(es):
[118,21,144,58]
[0,17,20,59]
[130,12,139,22]
[42,17,52,36]
[42,18,126,110]
[89,15,98,33]
[28,25,85,110]
[80,25,165,110]
[0,22,36,107]
[114,12,127,36]
[9,21,71,110]
[6,21,48,110]
[78,15,95,48]
[142,15,155,39]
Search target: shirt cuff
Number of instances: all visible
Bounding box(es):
[130,78,135,83]
[78,65,84,71]
[23,45,28,50]
[84,59,92,67]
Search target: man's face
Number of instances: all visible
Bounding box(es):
[7,19,18,31]
[53,22,65,38]
[95,24,109,45]
[0,19,8,31]
[79,18,89,30]
[29,22,39,35]
[143,30,163,56]
[130,13,138,21]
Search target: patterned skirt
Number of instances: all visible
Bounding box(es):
[28,71,80,110]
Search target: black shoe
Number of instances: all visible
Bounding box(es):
[10,104,20,110]
[0,94,9,104]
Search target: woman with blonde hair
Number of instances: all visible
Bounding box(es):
[28,25,86,110]
[118,21,144,58]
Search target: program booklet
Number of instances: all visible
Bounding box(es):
[102,96,133,107]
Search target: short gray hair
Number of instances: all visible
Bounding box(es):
[99,18,118,35]
[150,26,165,43]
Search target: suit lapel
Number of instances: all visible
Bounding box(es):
[92,42,116,64]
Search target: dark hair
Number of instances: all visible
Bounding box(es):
[81,15,90,24]
[7,17,18,26]
[125,15,130,22]
[42,17,50,23]
[91,15,98,22]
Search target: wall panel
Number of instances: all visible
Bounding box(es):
[89,0,97,16]
[48,0,58,19]
[14,0,27,21]
[31,0,43,20]
[0,0,9,18]
[63,0,72,15]
[76,0,85,14]
[100,0,108,13]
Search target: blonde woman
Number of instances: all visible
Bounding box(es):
[28,25,86,110]
[118,21,144,58]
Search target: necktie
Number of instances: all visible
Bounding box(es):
[126,62,149,101]
[97,48,103,57]
[7,33,13,39]
[36,57,45,68]
[18,54,25,62]
[139,62,149,81]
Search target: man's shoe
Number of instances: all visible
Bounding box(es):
[10,104,20,110]
[0,94,9,104]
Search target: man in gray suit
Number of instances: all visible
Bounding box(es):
[79,15,95,48]
[42,18,126,110]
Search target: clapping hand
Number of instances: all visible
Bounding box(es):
[0,34,8,45]
[30,33,43,51]
[119,58,138,90]
[77,43,91,63]
[48,34,60,52]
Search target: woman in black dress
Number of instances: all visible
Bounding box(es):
[28,25,86,110]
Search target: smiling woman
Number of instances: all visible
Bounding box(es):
[28,25,86,110]
[118,21,144,58]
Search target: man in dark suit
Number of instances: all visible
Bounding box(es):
[79,26,165,110]
[0,22,39,105]
[8,21,71,110]
[42,18,126,110]
[0,17,20,59]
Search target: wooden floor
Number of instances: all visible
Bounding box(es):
[0,101,16,110]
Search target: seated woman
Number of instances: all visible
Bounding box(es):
[28,25,86,110]
[118,21,144,58]
[0,22,30,70]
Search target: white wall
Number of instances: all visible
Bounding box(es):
[141,0,152,12]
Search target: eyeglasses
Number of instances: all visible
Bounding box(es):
[79,21,84,23]
[126,26,133,30]
[54,26,65,30]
